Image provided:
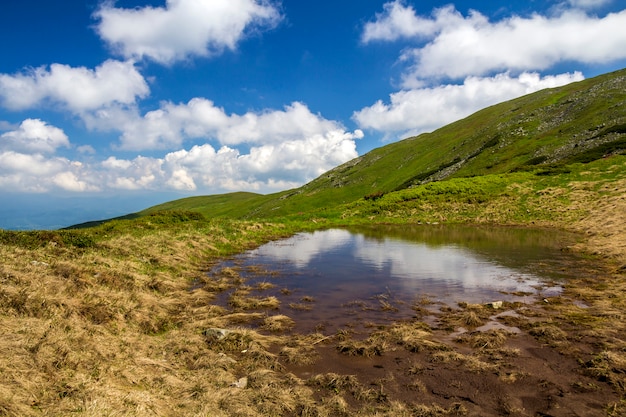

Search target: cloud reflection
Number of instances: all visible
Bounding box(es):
[249,229,550,299]
[351,235,541,294]
[251,229,353,268]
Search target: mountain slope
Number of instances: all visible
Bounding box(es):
[138,68,626,220]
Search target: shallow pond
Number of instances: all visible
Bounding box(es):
[208,225,586,333]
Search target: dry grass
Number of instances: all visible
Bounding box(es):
[288,302,313,311]
[429,351,497,373]
[279,345,317,366]
[336,337,387,357]
[255,281,275,291]
[583,351,626,391]
[0,219,318,417]
[437,303,492,331]
[566,177,626,261]
[385,322,450,353]
[228,294,281,311]
[261,314,295,332]
[308,373,382,404]
[528,322,569,345]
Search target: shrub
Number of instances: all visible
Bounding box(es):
[364,191,385,201]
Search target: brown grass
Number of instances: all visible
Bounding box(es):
[385,322,450,353]
[261,314,295,332]
[429,351,497,373]
[288,302,313,311]
[455,329,510,350]
[5,218,482,416]
[0,221,315,416]
[228,294,280,311]
[438,303,491,331]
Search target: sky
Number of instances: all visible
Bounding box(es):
[1,0,626,229]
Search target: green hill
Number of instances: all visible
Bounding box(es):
[91,68,626,223]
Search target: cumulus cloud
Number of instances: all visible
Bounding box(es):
[361,1,438,43]
[52,169,99,193]
[101,155,163,191]
[0,151,66,178]
[98,117,362,192]
[0,152,97,192]
[0,119,70,154]
[0,60,149,112]
[91,100,359,152]
[362,2,626,85]
[0,104,362,194]
[94,0,282,64]
[0,121,102,193]
[353,72,584,138]
[0,129,359,194]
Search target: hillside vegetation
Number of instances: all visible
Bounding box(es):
[141,68,626,221]
[2,68,625,416]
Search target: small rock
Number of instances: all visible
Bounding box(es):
[487,301,503,309]
[204,328,231,341]
[231,377,248,389]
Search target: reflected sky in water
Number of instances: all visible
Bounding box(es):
[247,228,553,300]
[214,226,576,332]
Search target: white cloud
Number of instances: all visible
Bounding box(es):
[94,0,282,64]
[0,60,149,112]
[0,151,66,177]
[0,119,69,154]
[0,151,99,192]
[149,126,361,192]
[362,2,626,85]
[97,99,357,152]
[353,71,584,138]
[52,170,98,192]
[361,1,438,43]
[0,108,361,194]
[409,8,626,82]
[101,155,163,190]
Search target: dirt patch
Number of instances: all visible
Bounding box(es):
[282,319,621,416]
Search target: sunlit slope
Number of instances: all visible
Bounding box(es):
[142,192,275,218]
[143,68,626,219]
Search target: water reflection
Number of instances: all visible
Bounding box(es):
[214,225,580,333]
[257,229,352,268]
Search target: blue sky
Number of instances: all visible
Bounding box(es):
[1,0,625,229]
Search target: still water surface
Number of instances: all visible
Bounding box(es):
[211,225,583,333]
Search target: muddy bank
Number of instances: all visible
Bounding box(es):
[205,224,626,416]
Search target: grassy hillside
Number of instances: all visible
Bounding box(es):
[141,68,626,220]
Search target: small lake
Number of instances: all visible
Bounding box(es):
[208,225,586,333]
